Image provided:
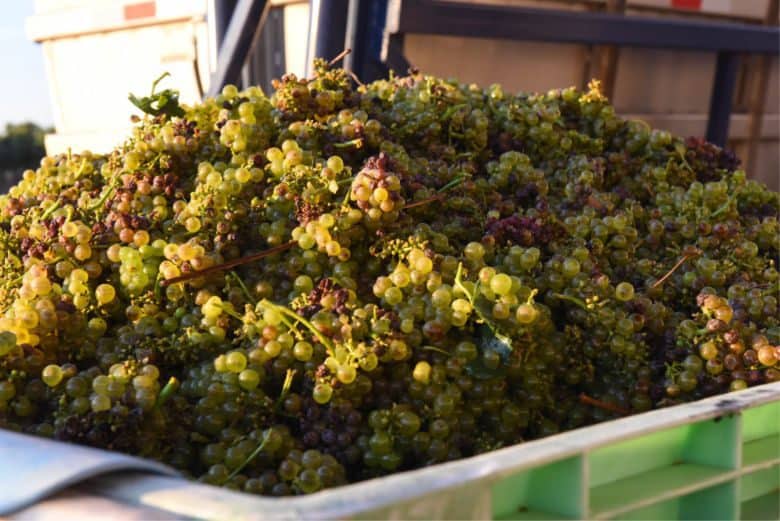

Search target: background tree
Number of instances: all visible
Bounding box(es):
[0,122,48,170]
[0,123,50,192]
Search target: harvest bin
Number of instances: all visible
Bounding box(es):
[7,381,780,519]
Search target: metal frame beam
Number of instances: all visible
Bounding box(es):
[706,52,741,146]
[386,0,780,54]
[345,0,391,80]
[208,0,271,97]
[305,0,350,77]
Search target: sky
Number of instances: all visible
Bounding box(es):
[0,2,54,129]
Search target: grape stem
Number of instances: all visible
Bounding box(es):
[579,393,629,415]
[442,103,468,120]
[327,48,351,67]
[276,313,303,341]
[438,175,466,193]
[161,241,296,286]
[223,429,271,483]
[402,194,442,210]
[40,200,62,221]
[710,193,738,218]
[651,250,700,289]
[422,345,451,357]
[403,178,464,210]
[228,270,256,306]
[552,293,589,311]
[88,177,119,212]
[454,262,489,325]
[333,138,363,149]
[453,263,476,307]
[347,70,365,87]
[260,299,334,355]
[156,377,180,408]
[275,368,296,411]
[74,158,89,178]
[216,303,244,321]
[153,272,163,301]
[673,143,695,174]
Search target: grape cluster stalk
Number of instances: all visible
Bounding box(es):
[0,60,777,495]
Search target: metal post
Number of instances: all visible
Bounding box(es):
[305,0,349,77]
[343,0,361,73]
[344,0,389,81]
[215,0,236,46]
[381,33,411,75]
[381,0,412,75]
[598,0,627,99]
[207,0,233,74]
[706,52,740,147]
[207,0,271,97]
[256,7,286,93]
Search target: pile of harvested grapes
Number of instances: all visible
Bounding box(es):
[0,60,778,496]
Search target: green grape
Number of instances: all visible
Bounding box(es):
[336,364,357,384]
[312,383,333,404]
[132,375,155,390]
[412,361,431,384]
[464,242,484,261]
[515,303,539,324]
[42,365,64,387]
[384,287,403,306]
[238,369,261,390]
[225,351,248,373]
[0,331,17,356]
[615,282,635,302]
[214,354,228,373]
[489,273,513,296]
[293,341,313,361]
[561,258,580,278]
[90,394,112,412]
[327,156,344,173]
[0,381,17,401]
[92,375,110,396]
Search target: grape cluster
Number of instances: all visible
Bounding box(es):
[350,153,404,226]
[0,60,777,495]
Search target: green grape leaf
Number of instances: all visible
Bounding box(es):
[465,324,512,380]
[129,90,185,118]
[477,323,513,361]
[455,261,515,380]
[128,72,185,118]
